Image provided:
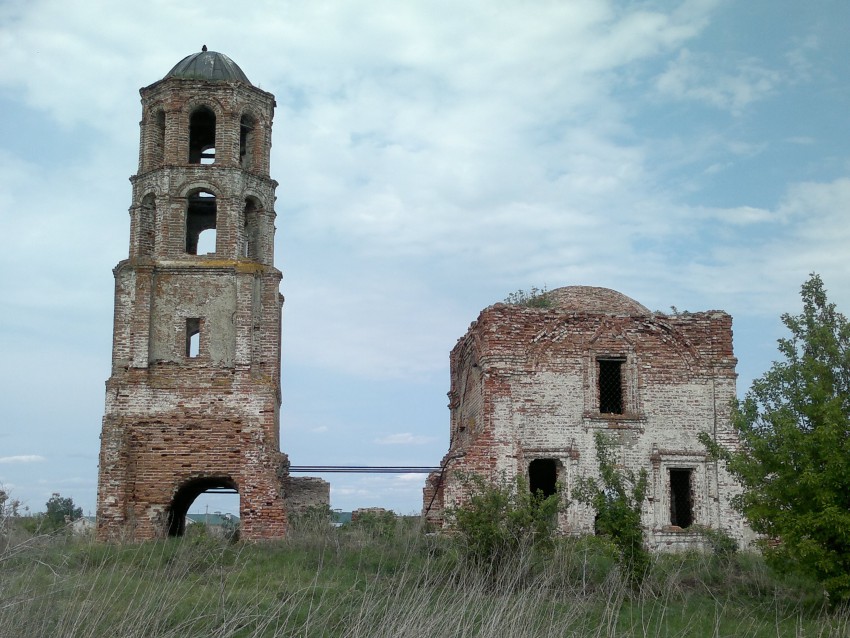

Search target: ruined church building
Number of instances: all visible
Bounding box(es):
[97,50,747,547]
[424,287,751,549]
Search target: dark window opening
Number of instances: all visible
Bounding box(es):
[240,114,255,170]
[186,318,201,358]
[243,198,259,259]
[598,359,624,414]
[529,458,558,498]
[669,468,693,528]
[189,107,216,164]
[166,476,238,537]
[185,190,216,254]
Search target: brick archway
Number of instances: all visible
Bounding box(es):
[167,476,238,537]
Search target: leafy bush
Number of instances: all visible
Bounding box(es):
[349,509,398,538]
[574,432,649,589]
[447,473,563,570]
[504,286,553,308]
[691,524,738,562]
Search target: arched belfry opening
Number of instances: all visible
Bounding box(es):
[186,190,217,254]
[167,476,239,537]
[97,49,290,542]
[189,106,216,164]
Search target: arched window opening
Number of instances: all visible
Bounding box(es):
[243,198,260,259]
[139,194,156,256]
[167,477,239,538]
[240,114,255,170]
[529,458,559,498]
[186,190,217,255]
[189,106,216,164]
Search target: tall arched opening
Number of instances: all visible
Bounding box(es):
[167,476,239,537]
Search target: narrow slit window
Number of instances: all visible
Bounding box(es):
[598,359,624,414]
[669,468,694,528]
[186,318,201,358]
[189,106,216,164]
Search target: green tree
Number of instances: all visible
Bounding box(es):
[703,274,850,603]
[574,432,649,589]
[44,493,82,530]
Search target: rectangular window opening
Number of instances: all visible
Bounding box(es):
[598,359,624,414]
[529,459,559,498]
[669,468,694,528]
[186,318,201,358]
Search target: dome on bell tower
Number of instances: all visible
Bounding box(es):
[164,46,252,85]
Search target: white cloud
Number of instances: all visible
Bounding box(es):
[0,455,46,464]
[655,49,781,113]
[375,433,437,445]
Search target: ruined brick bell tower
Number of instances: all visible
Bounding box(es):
[97,49,288,540]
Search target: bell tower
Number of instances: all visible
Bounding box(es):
[97,49,288,540]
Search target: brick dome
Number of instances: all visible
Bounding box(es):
[547,286,650,315]
[165,48,251,85]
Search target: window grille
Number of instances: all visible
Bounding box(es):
[598,359,624,414]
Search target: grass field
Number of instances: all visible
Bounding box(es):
[1,514,848,637]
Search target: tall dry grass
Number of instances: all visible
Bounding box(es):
[1,514,848,637]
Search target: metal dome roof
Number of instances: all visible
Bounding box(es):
[165,48,251,85]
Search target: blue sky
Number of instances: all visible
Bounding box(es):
[0,0,848,517]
